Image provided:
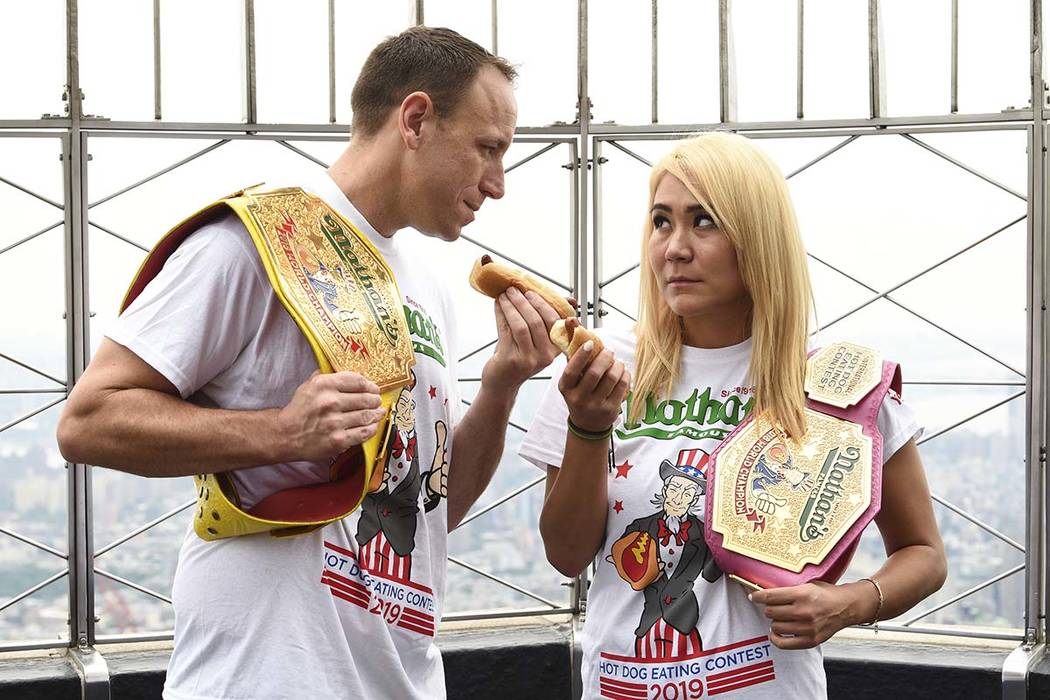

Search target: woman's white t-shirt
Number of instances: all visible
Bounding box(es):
[519,329,921,700]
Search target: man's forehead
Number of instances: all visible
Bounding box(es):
[457,67,516,131]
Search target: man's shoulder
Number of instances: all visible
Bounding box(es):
[168,211,265,283]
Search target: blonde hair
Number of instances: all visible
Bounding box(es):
[631,132,813,439]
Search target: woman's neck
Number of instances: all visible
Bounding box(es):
[680,302,752,349]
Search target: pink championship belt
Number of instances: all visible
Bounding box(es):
[704,342,902,590]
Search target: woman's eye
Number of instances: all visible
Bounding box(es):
[652,216,670,230]
[695,214,715,228]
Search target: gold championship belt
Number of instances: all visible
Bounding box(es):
[120,185,415,540]
[703,342,901,589]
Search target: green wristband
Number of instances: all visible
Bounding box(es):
[567,416,613,441]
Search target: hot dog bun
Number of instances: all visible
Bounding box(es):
[469,255,576,319]
[549,319,603,358]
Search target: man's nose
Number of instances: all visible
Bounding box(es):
[481,164,506,200]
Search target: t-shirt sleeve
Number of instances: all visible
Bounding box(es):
[104,214,270,399]
[876,389,923,464]
[517,356,570,471]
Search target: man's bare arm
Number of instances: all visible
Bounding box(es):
[57,339,384,477]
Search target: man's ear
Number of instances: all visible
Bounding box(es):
[399,92,433,150]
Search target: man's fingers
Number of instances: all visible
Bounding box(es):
[341,407,387,429]
[325,371,380,395]
[497,294,530,347]
[331,392,383,413]
[505,287,551,349]
[522,288,564,331]
[337,422,379,449]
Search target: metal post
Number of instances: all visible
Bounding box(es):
[491,0,498,55]
[576,0,590,329]
[797,0,804,119]
[1005,1,1050,697]
[1030,0,1047,650]
[719,0,736,123]
[591,139,604,329]
[571,3,591,695]
[153,0,161,120]
[243,0,257,124]
[951,0,958,114]
[63,0,95,652]
[328,0,336,124]
[62,7,112,697]
[868,0,885,119]
[415,0,424,26]
[651,0,658,124]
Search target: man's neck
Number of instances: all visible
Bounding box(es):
[327,137,405,238]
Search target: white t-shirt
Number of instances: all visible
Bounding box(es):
[518,329,922,700]
[107,169,460,700]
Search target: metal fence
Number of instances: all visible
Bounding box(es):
[1,0,1047,694]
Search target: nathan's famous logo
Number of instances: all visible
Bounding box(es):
[617,387,754,441]
[404,303,446,367]
[798,445,861,543]
[320,214,401,347]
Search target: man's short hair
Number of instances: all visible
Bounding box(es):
[351,26,517,137]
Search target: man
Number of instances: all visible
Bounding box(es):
[57,27,561,700]
[611,449,722,659]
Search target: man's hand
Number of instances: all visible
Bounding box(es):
[276,371,385,462]
[481,287,562,394]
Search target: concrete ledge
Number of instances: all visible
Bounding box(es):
[824,636,1011,700]
[1027,650,1050,697]
[0,628,1030,700]
[440,624,572,700]
[0,654,79,698]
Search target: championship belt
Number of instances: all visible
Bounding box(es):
[120,185,415,540]
[703,342,902,589]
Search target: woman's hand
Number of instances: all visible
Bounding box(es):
[749,580,879,650]
[557,329,630,432]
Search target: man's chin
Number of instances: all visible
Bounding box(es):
[416,223,462,242]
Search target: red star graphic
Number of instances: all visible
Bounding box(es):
[428,385,437,399]
[613,500,624,514]
[614,460,633,479]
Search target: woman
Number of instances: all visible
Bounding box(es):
[519,132,946,698]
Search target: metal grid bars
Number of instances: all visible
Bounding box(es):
[0,3,1046,687]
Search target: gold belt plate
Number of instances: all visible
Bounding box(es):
[710,410,873,573]
[240,187,414,391]
[804,342,882,409]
